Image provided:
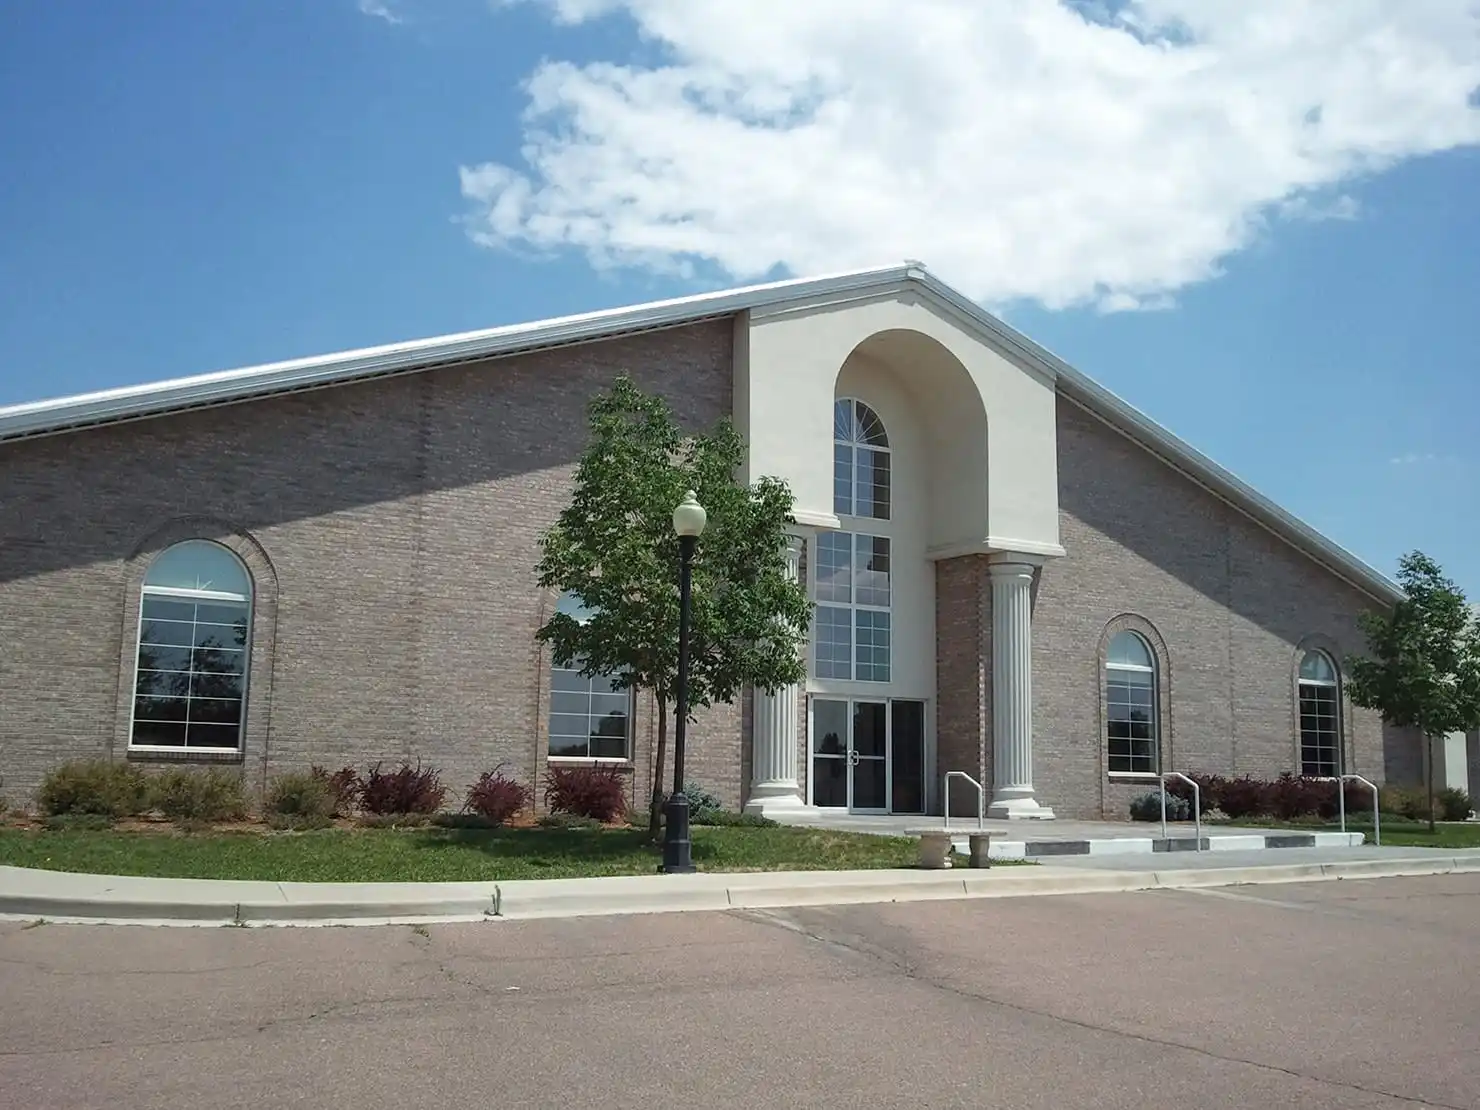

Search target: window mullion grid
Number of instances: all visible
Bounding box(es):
[582,681,596,759]
[1106,659,1157,775]
[185,601,201,748]
[851,532,890,683]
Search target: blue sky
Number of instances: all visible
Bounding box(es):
[2,0,1478,593]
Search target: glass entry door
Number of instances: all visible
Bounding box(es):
[849,701,888,812]
[810,697,926,814]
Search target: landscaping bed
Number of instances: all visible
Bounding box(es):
[0,823,926,883]
[1129,771,1475,837]
[1,758,983,882]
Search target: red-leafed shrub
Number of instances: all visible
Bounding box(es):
[359,761,447,816]
[543,765,627,822]
[1269,773,1330,820]
[464,770,531,825]
[1216,776,1272,820]
[311,764,363,817]
[1165,773,1226,815]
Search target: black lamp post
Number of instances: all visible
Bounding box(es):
[662,489,707,875]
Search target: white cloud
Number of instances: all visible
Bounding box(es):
[462,0,1480,310]
[1389,452,1461,466]
[358,0,404,24]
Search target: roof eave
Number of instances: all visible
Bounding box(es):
[0,260,1403,606]
[0,263,916,444]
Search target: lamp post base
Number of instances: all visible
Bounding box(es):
[661,794,696,874]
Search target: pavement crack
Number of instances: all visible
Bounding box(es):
[0,955,280,978]
[739,907,1467,1110]
[916,979,1468,1109]
[732,908,916,975]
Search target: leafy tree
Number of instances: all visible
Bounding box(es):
[1346,551,1480,830]
[536,376,812,835]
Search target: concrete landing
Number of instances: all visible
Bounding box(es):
[771,812,1367,860]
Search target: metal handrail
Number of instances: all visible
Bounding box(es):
[944,771,985,832]
[1339,773,1381,847]
[1160,771,1202,848]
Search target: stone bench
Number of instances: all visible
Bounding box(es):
[906,827,993,869]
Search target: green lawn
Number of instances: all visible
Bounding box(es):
[1332,821,1480,849]
[0,824,961,882]
[1226,817,1480,849]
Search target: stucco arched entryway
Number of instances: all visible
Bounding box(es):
[737,288,1062,818]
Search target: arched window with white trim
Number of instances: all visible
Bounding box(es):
[131,540,252,751]
[833,398,890,521]
[548,592,631,760]
[1106,630,1158,774]
[1298,649,1342,776]
[817,399,892,682]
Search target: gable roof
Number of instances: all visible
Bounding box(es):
[0,261,1401,603]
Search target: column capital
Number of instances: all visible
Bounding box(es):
[987,554,1043,579]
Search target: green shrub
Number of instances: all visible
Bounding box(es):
[37,760,151,818]
[355,812,432,829]
[1379,785,1431,822]
[266,771,337,822]
[151,768,247,823]
[432,812,503,830]
[1129,790,1190,822]
[266,812,333,831]
[690,809,777,828]
[42,813,115,831]
[679,783,724,815]
[1438,787,1473,822]
[536,813,603,830]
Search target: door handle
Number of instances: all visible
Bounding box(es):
[847,751,861,766]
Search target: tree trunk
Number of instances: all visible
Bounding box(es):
[649,694,668,838]
[1427,732,1437,834]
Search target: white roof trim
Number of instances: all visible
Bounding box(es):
[0,261,1401,603]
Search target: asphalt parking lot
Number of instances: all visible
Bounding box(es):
[2,873,1476,1110]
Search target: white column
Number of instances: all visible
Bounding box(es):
[745,535,807,815]
[987,558,1055,819]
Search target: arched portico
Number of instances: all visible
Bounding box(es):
[738,288,1061,818]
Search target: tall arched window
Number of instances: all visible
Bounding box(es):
[1106,631,1158,774]
[548,592,631,760]
[1298,649,1341,776]
[131,540,252,751]
[833,398,890,521]
[817,399,892,682]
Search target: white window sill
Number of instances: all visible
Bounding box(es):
[1107,771,1162,781]
[547,756,633,766]
[126,746,244,763]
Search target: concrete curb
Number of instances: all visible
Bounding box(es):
[985,831,1365,860]
[3,853,1478,927]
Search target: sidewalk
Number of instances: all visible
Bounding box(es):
[774,811,1371,858]
[4,850,1479,927]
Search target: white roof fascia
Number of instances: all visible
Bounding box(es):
[901,271,1401,604]
[0,264,916,443]
[0,261,1401,603]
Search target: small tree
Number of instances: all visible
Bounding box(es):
[1346,551,1480,831]
[536,376,812,835]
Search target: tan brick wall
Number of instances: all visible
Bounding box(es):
[1027,397,1394,819]
[0,321,743,812]
[934,554,990,814]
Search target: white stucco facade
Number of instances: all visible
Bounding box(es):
[735,280,1065,818]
